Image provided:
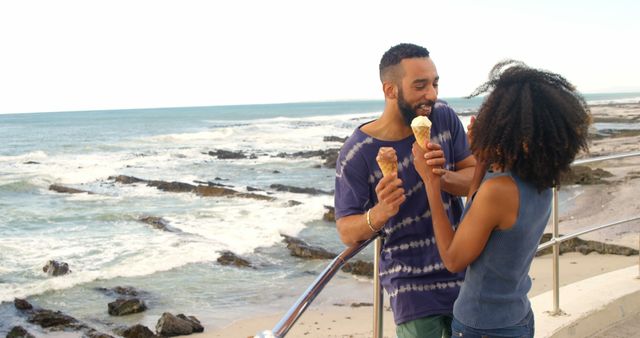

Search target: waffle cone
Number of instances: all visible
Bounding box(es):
[377,160,398,177]
[376,147,397,177]
[412,126,431,150]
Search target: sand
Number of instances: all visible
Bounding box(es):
[197,103,640,338]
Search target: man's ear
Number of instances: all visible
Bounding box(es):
[383,82,397,100]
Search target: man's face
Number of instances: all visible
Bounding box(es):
[396,57,439,126]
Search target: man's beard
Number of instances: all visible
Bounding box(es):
[397,87,435,126]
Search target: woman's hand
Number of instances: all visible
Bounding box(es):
[412,142,445,184]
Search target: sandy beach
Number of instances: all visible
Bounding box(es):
[199,103,640,338]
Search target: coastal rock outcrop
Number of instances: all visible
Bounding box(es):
[274,148,340,168]
[49,184,93,194]
[217,250,252,268]
[537,233,639,256]
[109,175,274,201]
[281,235,337,259]
[208,149,257,159]
[270,184,333,195]
[108,298,147,316]
[95,286,142,297]
[6,326,35,338]
[155,312,204,336]
[323,205,335,222]
[117,324,157,338]
[341,260,374,277]
[323,136,348,143]
[560,165,614,185]
[138,216,174,231]
[42,260,71,276]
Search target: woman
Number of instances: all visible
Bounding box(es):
[412,60,591,338]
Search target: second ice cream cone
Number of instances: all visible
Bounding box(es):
[376,147,397,177]
[411,116,432,150]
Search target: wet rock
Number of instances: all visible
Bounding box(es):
[323,136,348,143]
[109,175,147,184]
[42,260,71,276]
[208,149,249,159]
[27,309,77,328]
[323,206,335,222]
[119,324,157,338]
[273,170,281,174]
[341,260,374,277]
[49,184,93,194]
[350,302,373,308]
[286,200,303,207]
[560,165,613,185]
[85,329,114,338]
[537,233,639,256]
[23,161,40,165]
[270,184,333,195]
[322,149,340,169]
[6,326,35,338]
[95,286,140,297]
[14,298,33,311]
[217,251,252,268]
[147,180,196,193]
[139,216,172,231]
[155,312,203,336]
[195,186,275,201]
[108,298,147,316]
[246,186,262,191]
[281,235,337,260]
[275,148,340,168]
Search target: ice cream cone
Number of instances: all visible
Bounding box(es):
[376,147,397,177]
[411,116,432,150]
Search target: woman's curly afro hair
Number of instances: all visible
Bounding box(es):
[469,60,591,191]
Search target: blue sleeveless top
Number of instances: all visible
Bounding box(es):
[453,171,551,329]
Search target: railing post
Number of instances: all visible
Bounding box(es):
[373,236,384,338]
[551,187,561,315]
[637,233,639,279]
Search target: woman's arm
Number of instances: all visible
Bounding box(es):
[413,143,518,272]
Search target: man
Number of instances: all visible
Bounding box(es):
[334,43,475,338]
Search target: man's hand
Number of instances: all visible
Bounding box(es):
[374,173,406,220]
[467,115,476,146]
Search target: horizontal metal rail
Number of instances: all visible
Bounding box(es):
[572,151,640,166]
[537,216,640,252]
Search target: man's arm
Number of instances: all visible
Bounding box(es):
[440,155,476,196]
[336,174,405,247]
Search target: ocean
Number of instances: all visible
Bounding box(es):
[1,93,639,335]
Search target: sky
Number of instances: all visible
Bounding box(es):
[1,0,638,114]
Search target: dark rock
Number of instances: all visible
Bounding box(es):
[195,186,275,201]
[272,170,281,174]
[246,186,262,192]
[286,200,303,207]
[323,205,335,222]
[270,184,333,195]
[274,148,340,168]
[341,260,374,277]
[42,260,71,276]
[560,166,614,185]
[23,161,40,165]
[323,136,348,143]
[176,314,204,333]
[14,298,33,311]
[95,286,140,297]
[109,175,147,184]
[281,235,337,260]
[28,309,77,328]
[147,180,196,193]
[108,298,147,316]
[85,329,114,338]
[49,184,92,194]
[537,233,639,256]
[6,326,35,338]
[208,149,247,159]
[120,324,157,338]
[156,312,202,336]
[323,149,340,169]
[217,251,252,268]
[350,302,373,308]
[139,216,171,231]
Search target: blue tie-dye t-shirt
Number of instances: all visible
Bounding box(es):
[334,101,472,325]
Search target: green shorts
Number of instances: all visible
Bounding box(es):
[396,314,453,338]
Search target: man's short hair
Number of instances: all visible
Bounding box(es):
[379,43,430,82]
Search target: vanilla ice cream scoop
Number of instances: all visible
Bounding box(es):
[411,116,432,150]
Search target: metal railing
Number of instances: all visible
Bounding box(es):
[256,151,640,337]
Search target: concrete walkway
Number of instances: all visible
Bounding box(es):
[531,265,640,338]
